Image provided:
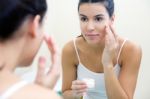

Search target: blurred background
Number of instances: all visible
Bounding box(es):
[15,0,150,98]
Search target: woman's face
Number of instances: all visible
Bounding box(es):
[19,16,44,66]
[79,3,114,44]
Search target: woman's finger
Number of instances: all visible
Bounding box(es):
[46,58,60,89]
[109,24,118,41]
[72,80,87,85]
[44,35,56,64]
[35,56,46,84]
[71,80,87,90]
[71,84,86,90]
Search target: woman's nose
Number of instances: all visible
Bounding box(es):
[87,21,95,31]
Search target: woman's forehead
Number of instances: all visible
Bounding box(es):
[79,3,108,16]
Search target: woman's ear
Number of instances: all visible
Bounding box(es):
[30,15,41,38]
[110,14,115,25]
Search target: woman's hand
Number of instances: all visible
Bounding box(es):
[71,80,87,98]
[35,35,61,89]
[102,24,118,68]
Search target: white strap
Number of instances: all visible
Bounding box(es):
[0,81,28,99]
[117,39,127,64]
[73,38,81,63]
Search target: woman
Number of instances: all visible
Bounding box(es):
[0,0,62,99]
[62,0,142,99]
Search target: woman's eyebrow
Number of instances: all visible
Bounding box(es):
[79,14,87,17]
[95,14,104,17]
[79,14,104,17]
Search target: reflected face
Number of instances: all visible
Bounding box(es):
[79,3,114,44]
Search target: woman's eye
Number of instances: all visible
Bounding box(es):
[95,17,103,22]
[80,17,88,22]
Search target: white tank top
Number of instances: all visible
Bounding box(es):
[73,38,127,99]
[0,81,28,99]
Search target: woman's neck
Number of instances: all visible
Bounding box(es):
[0,39,25,72]
[83,39,105,54]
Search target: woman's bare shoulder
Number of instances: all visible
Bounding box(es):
[120,38,142,66]
[62,37,83,54]
[62,40,75,54]
[124,39,142,54]
[118,37,142,53]
[62,37,82,66]
[12,83,62,99]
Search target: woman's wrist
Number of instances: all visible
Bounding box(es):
[103,63,114,71]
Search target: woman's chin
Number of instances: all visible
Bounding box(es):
[87,39,101,44]
[20,57,34,67]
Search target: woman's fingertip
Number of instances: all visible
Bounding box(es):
[39,56,46,64]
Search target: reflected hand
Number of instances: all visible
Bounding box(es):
[102,24,118,67]
[35,35,61,89]
[71,80,87,98]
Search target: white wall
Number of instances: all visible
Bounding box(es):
[16,0,150,98]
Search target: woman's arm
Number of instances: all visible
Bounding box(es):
[61,41,77,99]
[62,41,87,99]
[104,41,142,99]
[102,25,142,99]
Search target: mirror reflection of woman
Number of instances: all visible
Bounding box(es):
[62,0,142,99]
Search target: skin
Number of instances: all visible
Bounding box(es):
[0,15,62,99]
[62,3,142,99]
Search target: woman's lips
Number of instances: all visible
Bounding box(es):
[85,33,99,37]
[86,34,99,36]
[85,33,100,39]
